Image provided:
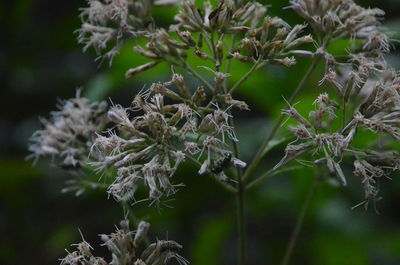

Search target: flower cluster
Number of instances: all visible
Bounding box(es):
[290,0,388,53]
[77,0,155,63]
[268,0,400,210]
[290,0,390,101]
[128,0,315,77]
[90,73,246,203]
[61,220,187,265]
[28,92,108,169]
[280,67,400,208]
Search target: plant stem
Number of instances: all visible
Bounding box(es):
[221,34,246,265]
[168,58,215,93]
[121,201,150,245]
[229,60,265,93]
[342,98,347,127]
[223,35,237,91]
[181,62,215,93]
[245,147,311,190]
[237,172,246,265]
[280,179,318,265]
[242,58,320,182]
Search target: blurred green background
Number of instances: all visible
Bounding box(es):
[2,0,400,264]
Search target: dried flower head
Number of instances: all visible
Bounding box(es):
[61,220,187,265]
[77,0,157,64]
[28,91,108,169]
[290,0,388,53]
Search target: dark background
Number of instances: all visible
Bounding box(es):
[2,0,400,264]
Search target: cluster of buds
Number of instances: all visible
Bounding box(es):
[77,0,155,63]
[129,28,191,73]
[128,0,315,78]
[337,69,400,143]
[279,28,400,207]
[359,70,400,117]
[28,92,108,169]
[290,0,388,53]
[230,19,314,64]
[280,70,400,207]
[61,220,187,265]
[291,0,391,107]
[310,93,339,130]
[320,47,388,100]
[353,160,385,209]
[174,0,267,33]
[278,94,352,185]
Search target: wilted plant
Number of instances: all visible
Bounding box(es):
[29,0,400,264]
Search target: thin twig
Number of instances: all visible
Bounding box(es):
[182,62,215,93]
[216,33,246,265]
[121,201,150,246]
[237,177,246,265]
[229,60,266,93]
[167,59,215,93]
[245,148,311,190]
[242,58,321,182]
[280,179,318,265]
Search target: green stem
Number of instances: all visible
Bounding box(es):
[201,30,215,59]
[121,201,150,245]
[223,35,237,91]
[280,180,318,265]
[342,97,346,127]
[168,59,215,93]
[181,62,215,93]
[219,33,246,265]
[242,58,320,182]
[229,60,265,94]
[245,147,311,190]
[237,173,246,265]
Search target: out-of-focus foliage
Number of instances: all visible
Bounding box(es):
[2,0,400,265]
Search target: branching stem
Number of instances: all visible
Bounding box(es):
[242,58,321,182]
[121,201,150,246]
[181,62,215,93]
[280,179,318,265]
[245,148,311,190]
[229,60,265,93]
[237,176,246,265]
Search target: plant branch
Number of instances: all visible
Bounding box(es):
[229,60,265,93]
[280,179,318,265]
[182,62,215,93]
[237,172,246,265]
[218,34,247,265]
[169,60,215,93]
[245,148,311,190]
[242,58,321,182]
[121,201,150,246]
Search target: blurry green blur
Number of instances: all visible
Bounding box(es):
[2,0,400,264]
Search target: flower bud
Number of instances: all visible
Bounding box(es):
[125,62,158,79]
